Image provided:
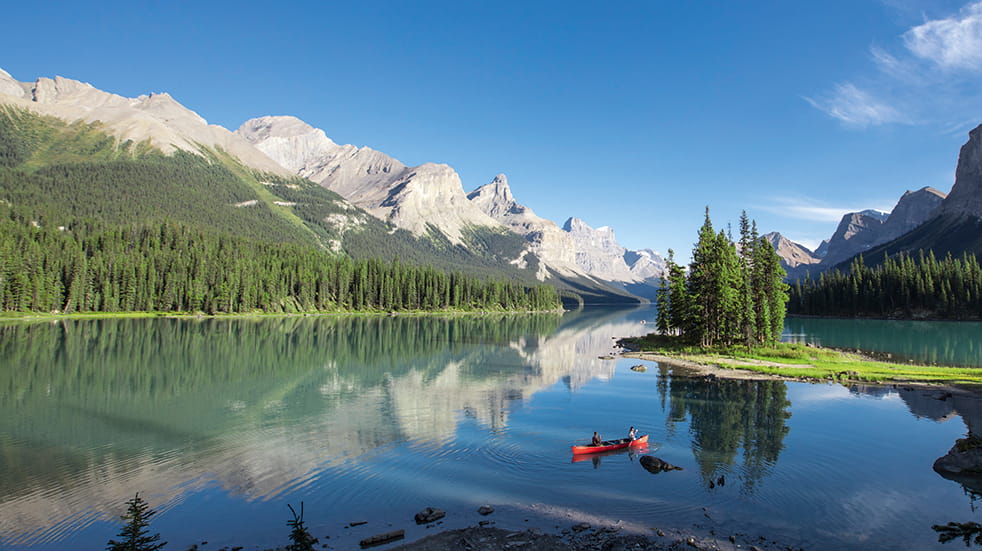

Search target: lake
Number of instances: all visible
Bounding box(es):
[785,317,982,368]
[0,308,979,550]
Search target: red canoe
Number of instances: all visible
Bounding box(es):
[571,434,648,455]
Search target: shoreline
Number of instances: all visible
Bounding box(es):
[621,350,982,396]
[615,331,982,390]
[0,308,564,322]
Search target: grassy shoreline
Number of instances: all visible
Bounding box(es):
[619,334,982,386]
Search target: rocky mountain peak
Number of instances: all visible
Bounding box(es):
[764,232,820,269]
[820,211,887,266]
[940,124,982,218]
[239,115,321,142]
[466,173,523,219]
[881,186,946,240]
[240,116,502,244]
[237,115,343,174]
[0,68,289,176]
[0,68,27,98]
[562,217,632,280]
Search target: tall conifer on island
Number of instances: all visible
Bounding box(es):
[656,208,788,347]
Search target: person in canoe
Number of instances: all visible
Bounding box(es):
[628,426,637,441]
[592,431,603,446]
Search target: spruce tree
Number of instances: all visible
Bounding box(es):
[106,493,166,551]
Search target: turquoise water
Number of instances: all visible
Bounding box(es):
[784,317,982,367]
[0,309,978,550]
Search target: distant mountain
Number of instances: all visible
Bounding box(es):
[0,70,569,295]
[0,69,288,176]
[763,232,820,270]
[939,124,982,218]
[562,218,666,300]
[774,186,948,278]
[237,116,506,246]
[853,124,982,264]
[820,210,889,267]
[881,187,946,240]
[241,116,651,303]
[466,174,581,279]
[0,68,664,305]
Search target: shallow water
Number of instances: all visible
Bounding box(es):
[0,309,978,550]
[785,317,982,367]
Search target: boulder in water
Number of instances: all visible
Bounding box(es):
[640,455,683,474]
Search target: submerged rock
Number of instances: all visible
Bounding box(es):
[415,507,446,525]
[640,455,683,474]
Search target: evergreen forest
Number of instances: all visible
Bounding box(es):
[788,250,982,320]
[655,209,789,347]
[0,107,561,314]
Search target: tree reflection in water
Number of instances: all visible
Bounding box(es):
[659,368,791,494]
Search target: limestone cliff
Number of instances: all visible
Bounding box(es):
[940,124,982,218]
[238,115,504,245]
[467,174,580,278]
[763,232,821,270]
[562,217,666,298]
[881,187,946,241]
[0,68,289,176]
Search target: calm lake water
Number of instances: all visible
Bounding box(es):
[785,317,982,368]
[1,308,980,550]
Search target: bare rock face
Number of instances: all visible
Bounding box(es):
[881,186,946,241]
[941,124,982,218]
[624,248,666,281]
[563,217,635,281]
[467,174,580,277]
[238,116,504,245]
[808,187,947,269]
[763,232,821,270]
[820,210,889,267]
[0,68,28,98]
[0,68,290,176]
[561,217,665,298]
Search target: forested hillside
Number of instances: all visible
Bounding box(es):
[0,107,561,313]
[789,251,982,320]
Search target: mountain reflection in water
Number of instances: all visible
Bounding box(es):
[0,310,639,545]
[0,310,979,551]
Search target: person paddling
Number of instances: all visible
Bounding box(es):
[628,426,637,441]
[591,431,602,446]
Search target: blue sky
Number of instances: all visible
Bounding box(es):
[3,0,982,260]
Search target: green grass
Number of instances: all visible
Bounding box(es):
[623,334,982,386]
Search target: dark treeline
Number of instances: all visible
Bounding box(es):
[655,209,789,347]
[788,250,982,320]
[0,206,560,314]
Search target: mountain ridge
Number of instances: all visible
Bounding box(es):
[0,69,290,177]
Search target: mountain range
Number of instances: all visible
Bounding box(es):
[0,68,665,304]
[770,124,982,279]
[4,66,980,298]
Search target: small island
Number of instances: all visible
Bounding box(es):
[619,333,982,387]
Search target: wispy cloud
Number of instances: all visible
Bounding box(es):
[903,1,982,71]
[804,83,907,128]
[809,1,982,128]
[759,197,893,223]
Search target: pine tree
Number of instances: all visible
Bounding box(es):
[285,502,317,551]
[106,493,166,551]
